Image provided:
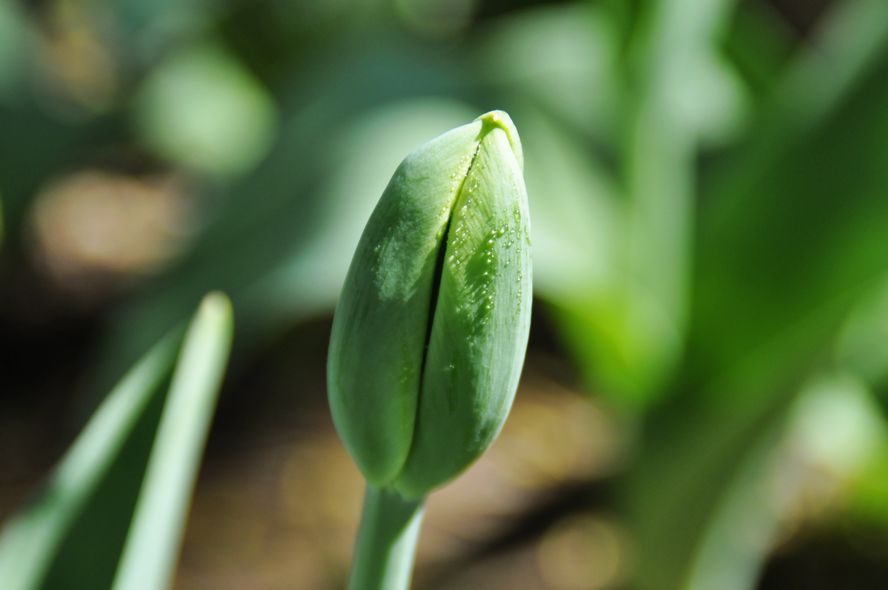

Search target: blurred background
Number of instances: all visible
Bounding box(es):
[1,0,888,588]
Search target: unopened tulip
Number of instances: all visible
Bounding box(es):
[328,110,531,498]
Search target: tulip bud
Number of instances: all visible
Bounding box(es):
[327,110,531,497]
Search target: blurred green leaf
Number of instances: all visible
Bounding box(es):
[678,429,781,590]
[0,293,233,590]
[692,5,888,388]
[630,1,888,587]
[616,0,738,403]
[476,4,619,139]
[679,371,886,590]
[518,106,619,303]
[721,0,795,108]
[0,0,30,103]
[848,442,888,527]
[541,0,740,406]
[628,361,804,590]
[837,277,888,395]
[132,39,276,178]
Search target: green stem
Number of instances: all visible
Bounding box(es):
[348,484,425,590]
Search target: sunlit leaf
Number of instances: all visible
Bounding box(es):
[630,1,888,587]
[0,293,233,590]
[111,293,232,590]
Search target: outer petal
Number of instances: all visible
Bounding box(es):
[395,114,532,497]
[327,120,483,485]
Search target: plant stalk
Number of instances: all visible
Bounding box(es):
[347,484,425,590]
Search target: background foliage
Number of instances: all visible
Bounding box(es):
[1,0,887,588]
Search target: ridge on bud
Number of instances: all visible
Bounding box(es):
[327,110,531,496]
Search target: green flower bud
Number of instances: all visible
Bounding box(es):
[327,110,531,497]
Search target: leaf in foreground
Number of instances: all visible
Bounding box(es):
[0,292,233,590]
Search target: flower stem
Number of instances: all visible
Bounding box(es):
[347,484,425,590]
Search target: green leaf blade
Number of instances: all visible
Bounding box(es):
[112,292,233,590]
[0,292,233,590]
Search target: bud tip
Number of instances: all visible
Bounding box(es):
[477,110,523,170]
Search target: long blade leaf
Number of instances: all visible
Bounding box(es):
[0,292,233,590]
[112,292,233,590]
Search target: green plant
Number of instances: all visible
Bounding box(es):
[327,111,531,589]
[3,0,888,587]
[0,293,233,590]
